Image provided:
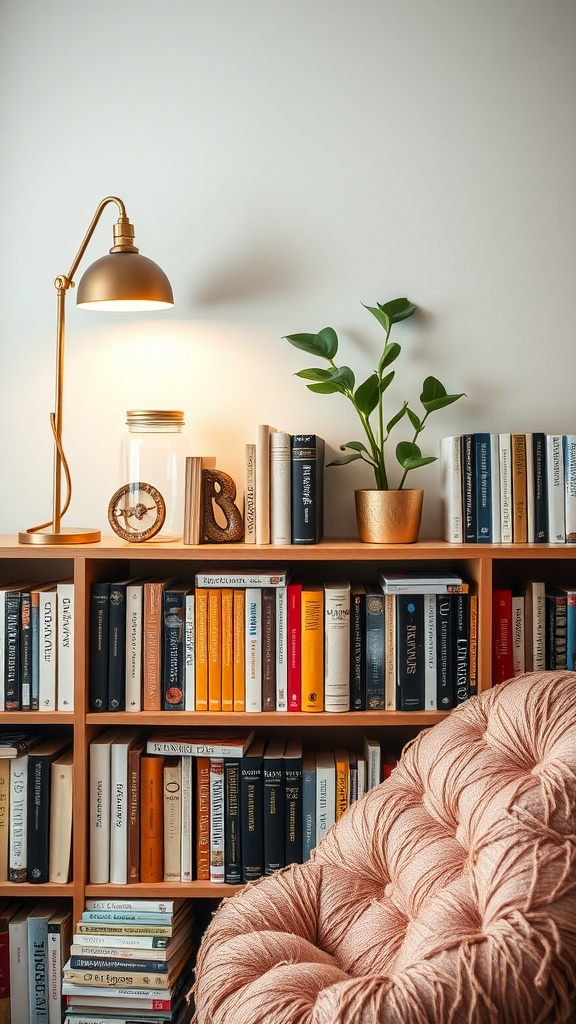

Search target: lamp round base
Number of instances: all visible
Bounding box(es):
[18,526,101,545]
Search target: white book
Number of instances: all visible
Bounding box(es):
[269,429,291,545]
[525,433,535,543]
[499,433,513,543]
[209,757,225,883]
[125,580,143,711]
[184,591,195,711]
[489,433,501,544]
[315,751,335,845]
[89,727,123,884]
[37,585,57,711]
[255,424,275,545]
[244,587,262,711]
[244,442,256,544]
[180,755,193,882]
[363,734,381,791]
[56,580,74,710]
[511,595,525,675]
[546,434,566,543]
[275,585,288,711]
[423,593,437,710]
[110,728,143,885]
[356,753,367,802]
[439,435,463,543]
[9,754,28,881]
[323,581,350,712]
[384,593,396,711]
[48,748,74,883]
[9,905,31,1024]
[564,435,576,543]
[163,757,182,883]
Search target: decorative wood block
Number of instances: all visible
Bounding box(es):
[202,469,244,543]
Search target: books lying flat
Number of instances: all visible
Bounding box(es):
[378,571,466,594]
[146,729,254,757]
[0,732,43,757]
[194,568,289,587]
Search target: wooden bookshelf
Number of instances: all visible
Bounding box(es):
[1,535,576,922]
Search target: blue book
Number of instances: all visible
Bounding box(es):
[473,433,492,542]
[301,751,316,862]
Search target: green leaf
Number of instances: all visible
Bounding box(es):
[307,381,347,395]
[385,404,408,433]
[315,327,339,359]
[396,440,437,470]
[420,375,466,413]
[295,368,333,382]
[406,407,421,432]
[378,342,401,372]
[327,365,355,390]
[354,373,380,415]
[327,452,363,466]
[380,370,395,392]
[283,328,338,360]
[363,304,390,333]
[379,297,416,323]
[340,440,370,454]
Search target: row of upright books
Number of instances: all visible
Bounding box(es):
[0,732,73,885]
[0,580,74,712]
[62,898,194,1024]
[89,568,476,715]
[493,577,576,683]
[88,727,396,886]
[440,433,576,543]
[245,426,325,545]
[0,896,72,1024]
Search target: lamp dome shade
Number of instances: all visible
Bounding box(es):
[76,251,174,311]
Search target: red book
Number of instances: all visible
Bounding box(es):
[492,589,514,684]
[287,583,302,711]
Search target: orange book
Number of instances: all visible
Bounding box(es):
[140,754,164,882]
[334,748,349,820]
[221,589,234,713]
[511,434,527,544]
[233,589,245,711]
[208,589,222,712]
[143,579,175,710]
[195,756,211,880]
[300,584,324,712]
[195,588,209,711]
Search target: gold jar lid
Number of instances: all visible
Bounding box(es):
[126,409,185,426]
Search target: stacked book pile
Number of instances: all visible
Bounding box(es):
[62,898,195,1024]
[88,568,475,715]
[440,432,576,544]
[1,895,72,1023]
[88,728,398,886]
[0,578,75,711]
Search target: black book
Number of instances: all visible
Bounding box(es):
[89,581,109,711]
[283,738,303,866]
[350,584,367,712]
[107,579,131,711]
[290,434,325,544]
[4,588,22,711]
[162,583,191,712]
[395,593,425,711]
[263,737,286,875]
[453,591,470,705]
[26,736,71,882]
[473,433,491,542]
[364,585,385,711]
[224,756,242,885]
[532,432,548,543]
[240,737,265,883]
[436,594,455,709]
[461,433,476,544]
[19,589,32,712]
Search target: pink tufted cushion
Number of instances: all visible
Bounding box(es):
[192,672,576,1023]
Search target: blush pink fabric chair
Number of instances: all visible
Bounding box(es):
[192,671,576,1024]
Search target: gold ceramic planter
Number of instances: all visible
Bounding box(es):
[354,488,424,544]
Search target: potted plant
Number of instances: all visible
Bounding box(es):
[283,297,465,542]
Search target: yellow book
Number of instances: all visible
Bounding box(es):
[208,589,222,711]
[233,589,246,711]
[511,433,527,543]
[163,757,181,883]
[195,588,209,711]
[0,760,8,881]
[300,584,324,712]
[334,748,350,820]
[221,589,234,712]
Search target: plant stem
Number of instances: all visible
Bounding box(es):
[397,409,431,490]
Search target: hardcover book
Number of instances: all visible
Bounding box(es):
[440,434,463,543]
[364,585,385,711]
[395,593,425,711]
[108,579,131,711]
[324,581,351,712]
[240,737,265,883]
[146,729,255,758]
[270,429,292,545]
[162,583,192,712]
[546,434,566,543]
[26,736,71,883]
[56,580,74,711]
[301,750,316,863]
[48,747,74,885]
[263,738,286,875]
[300,584,324,712]
[350,583,367,712]
[89,582,110,712]
[224,756,242,885]
[290,434,324,544]
[283,738,303,866]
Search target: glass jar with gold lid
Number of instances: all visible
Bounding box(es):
[120,410,188,540]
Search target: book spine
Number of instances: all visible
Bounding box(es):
[261,588,276,711]
[287,583,302,711]
[20,590,32,711]
[108,583,127,711]
[9,912,30,1024]
[195,756,210,881]
[221,589,234,713]
[110,736,135,886]
[209,757,225,883]
[4,590,21,711]
[525,432,535,543]
[48,915,72,1024]
[423,593,437,711]
[0,762,8,881]
[511,594,525,676]
[9,754,28,882]
[139,755,164,883]
[488,433,501,544]
[532,432,548,542]
[224,757,242,884]
[57,582,74,710]
[27,752,54,882]
[38,590,57,711]
[453,592,470,705]
[461,433,476,543]
[474,433,492,542]
[553,594,567,669]
[194,588,209,711]
[511,434,528,543]
[244,588,262,712]
[524,580,546,671]
[436,595,454,709]
[334,748,349,821]
[290,435,324,544]
[284,747,303,866]
[349,586,366,712]
[162,757,181,883]
[89,583,109,712]
[564,435,576,543]
[499,433,513,543]
[269,430,291,545]
[89,736,114,885]
[240,744,264,883]
[384,593,396,711]
[31,592,40,710]
[301,753,316,862]
[28,912,50,1024]
[255,424,272,545]
[126,741,142,884]
[547,434,566,543]
[439,435,463,543]
[300,586,324,712]
[263,746,285,874]
[324,582,350,712]
[208,589,222,712]
[315,752,335,844]
[68,955,169,972]
[232,589,245,712]
[125,583,143,712]
[244,443,256,544]
[162,590,186,712]
[184,591,196,711]
[365,589,385,711]
[275,586,288,711]
[143,582,166,712]
[395,593,425,711]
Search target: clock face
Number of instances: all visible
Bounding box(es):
[108,481,166,542]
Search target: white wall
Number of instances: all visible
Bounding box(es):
[1,0,575,540]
